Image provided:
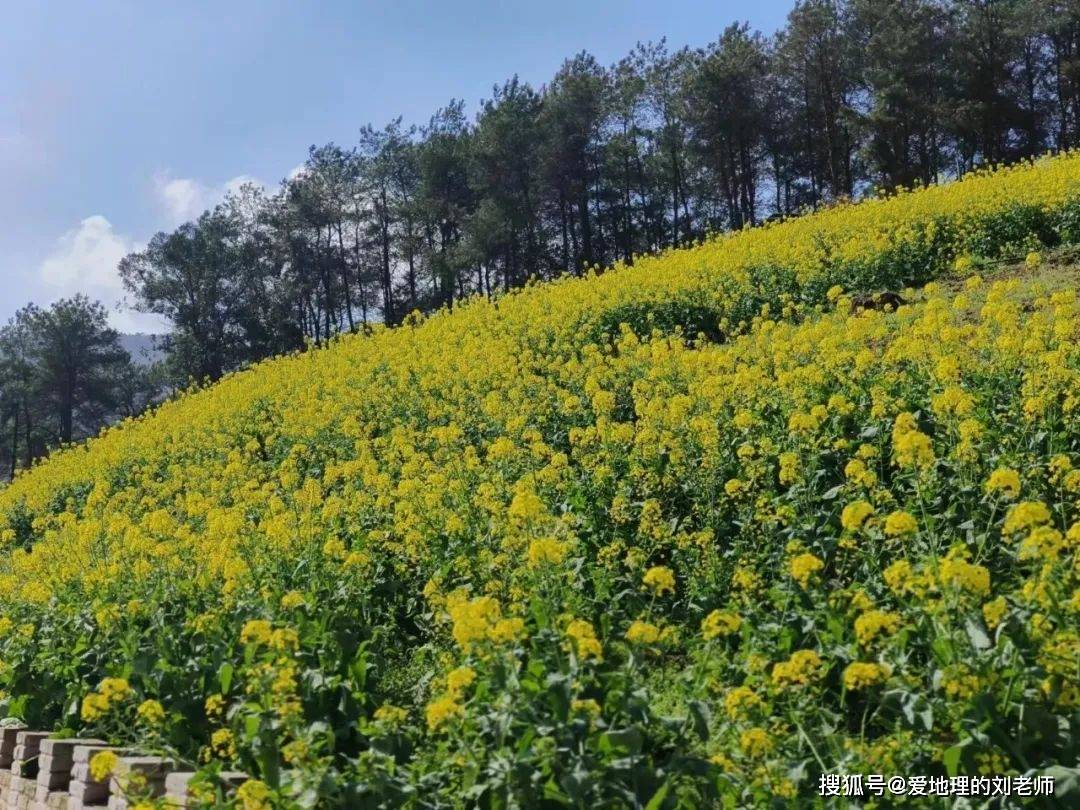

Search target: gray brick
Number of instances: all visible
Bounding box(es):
[36,740,107,795]
[0,727,27,769]
[38,741,105,773]
[67,747,132,808]
[109,756,174,794]
[13,733,48,752]
[10,733,50,781]
[64,797,107,810]
[6,772,38,810]
[162,771,247,808]
[72,747,129,768]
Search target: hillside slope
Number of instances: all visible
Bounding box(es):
[0,157,1078,806]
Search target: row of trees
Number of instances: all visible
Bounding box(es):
[5,0,1079,476]
[0,298,159,479]
[119,0,1080,383]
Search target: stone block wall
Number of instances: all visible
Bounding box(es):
[0,732,248,809]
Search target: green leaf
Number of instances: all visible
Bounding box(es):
[1042,766,1080,801]
[688,700,711,742]
[218,663,234,694]
[600,727,643,755]
[942,743,965,777]
[964,617,991,650]
[899,691,933,731]
[1020,703,1062,747]
[645,778,671,810]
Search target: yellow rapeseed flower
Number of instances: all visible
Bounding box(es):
[204,693,226,719]
[883,511,918,537]
[136,699,165,726]
[854,610,902,646]
[841,501,875,532]
[939,557,991,596]
[240,619,273,646]
[210,728,237,760]
[1002,501,1052,534]
[739,727,774,759]
[89,750,118,782]
[526,537,568,568]
[642,566,676,596]
[571,698,602,718]
[772,650,824,687]
[983,597,1008,629]
[724,686,763,720]
[701,609,741,640]
[80,692,110,723]
[625,620,661,645]
[789,553,825,588]
[985,468,1022,498]
[373,705,408,725]
[446,666,476,698]
[843,662,891,690]
[565,619,603,662]
[236,779,272,810]
[425,694,462,731]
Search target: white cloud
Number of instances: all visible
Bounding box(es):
[40,215,132,293]
[32,168,270,334]
[154,175,206,225]
[152,171,264,227]
[102,306,165,334]
[37,215,164,333]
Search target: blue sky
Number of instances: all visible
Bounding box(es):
[0,0,791,332]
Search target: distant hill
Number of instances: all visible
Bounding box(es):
[118,333,164,366]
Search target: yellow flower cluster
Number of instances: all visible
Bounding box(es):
[892,413,935,470]
[789,553,824,588]
[701,610,741,640]
[986,468,1022,498]
[1003,501,1052,534]
[210,728,237,760]
[81,677,133,722]
[739,727,774,759]
[724,686,763,720]
[526,536,568,568]
[445,593,525,650]
[625,620,662,645]
[89,750,118,782]
[642,566,676,596]
[772,650,824,687]
[235,779,272,810]
[983,597,1008,629]
[565,618,603,661]
[425,694,463,732]
[854,610,902,646]
[841,501,875,532]
[843,662,891,691]
[883,511,918,537]
[446,665,476,697]
[373,704,408,726]
[938,555,992,596]
[136,699,165,726]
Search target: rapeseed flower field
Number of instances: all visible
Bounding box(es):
[0,156,1078,806]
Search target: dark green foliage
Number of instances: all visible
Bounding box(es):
[0,297,152,479]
